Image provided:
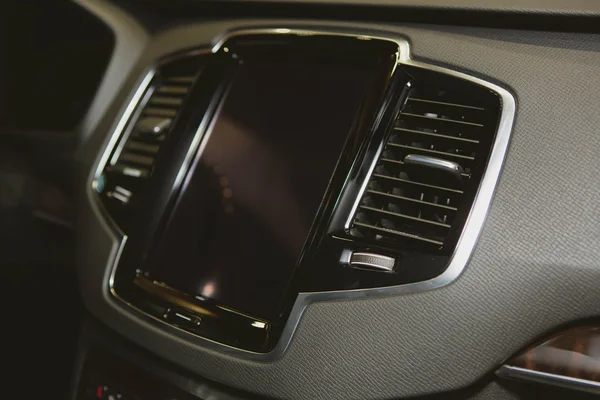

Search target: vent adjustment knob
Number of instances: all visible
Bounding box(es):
[340,250,396,272]
[403,154,464,187]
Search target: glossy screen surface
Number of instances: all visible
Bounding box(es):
[144,59,371,319]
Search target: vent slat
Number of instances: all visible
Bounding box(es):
[156,86,190,95]
[380,158,404,165]
[366,189,458,211]
[407,98,484,111]
[400,112,484,127]
[119,152,155,166]
[143,107,178,117]
[166,76,196,84]
[125,141,161,154]
[353,222,445,246]
[149,96,183,106]
[393,127,480,144]
[372,173,464,194]
[130,131,166,142]
[108,163,150,178]
[360,205,451,228]
[387,143,475,160]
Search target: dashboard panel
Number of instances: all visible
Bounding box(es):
[91,26,514,355]
[73,1,600,399]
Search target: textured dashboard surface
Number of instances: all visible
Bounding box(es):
[77,4,600,399]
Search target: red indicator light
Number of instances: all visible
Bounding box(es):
[96,385,104,399]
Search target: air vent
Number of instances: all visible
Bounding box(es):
[108,70,198,181]
[350,81,500,251]
[97,54,204,224]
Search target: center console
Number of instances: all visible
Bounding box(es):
[92,28,512,355]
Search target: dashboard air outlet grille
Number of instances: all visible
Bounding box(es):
[98,55,203,216]
[108,70,198,180]
[350,81,500,251]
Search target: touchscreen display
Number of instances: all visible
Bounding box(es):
[144,59,371,319]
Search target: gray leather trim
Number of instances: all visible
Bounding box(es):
[76,8,600,400]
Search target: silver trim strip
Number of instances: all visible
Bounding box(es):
[404,154,463,174]
[91,27,516,361]
[93,69,155,188]
[344,79,411,231]
[497,365,600,395]
[109,85,157,166]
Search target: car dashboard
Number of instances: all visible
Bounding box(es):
[3,1,600,399]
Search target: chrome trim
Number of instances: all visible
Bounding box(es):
[339,248,353,264]
[93,69,155,186]
[497,365,600,395]
[344,139,388,231]
[109,85,157,166]
[404,154,464,174]
[343,79,411,231]
[90,27,516,361]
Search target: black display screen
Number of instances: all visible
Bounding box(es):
[143,58,372,320]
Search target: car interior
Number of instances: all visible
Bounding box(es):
[2,1,600,399]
